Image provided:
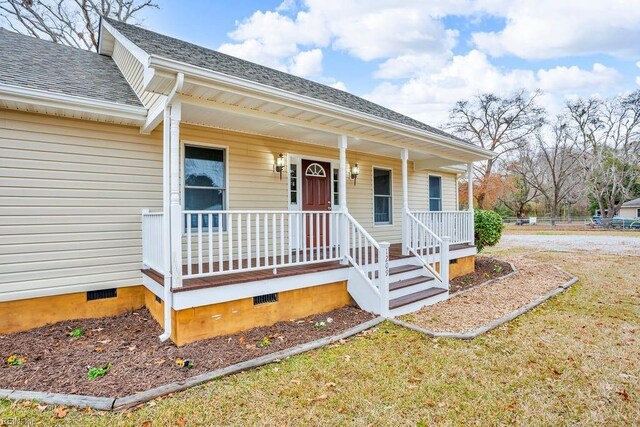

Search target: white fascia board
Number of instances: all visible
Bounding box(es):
[449,245,477,259]
[141,100,166,134]
[0,83,147,123]
[100,20,151,66]
[148,56,495,160]
[172,269,349,310]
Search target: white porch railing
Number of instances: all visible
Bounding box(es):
[405,211,448,287]
[412,210,474,246]
[142,210,164,274]
[343,212,389,315]
[142,208,462,314]
[182,210,343,279]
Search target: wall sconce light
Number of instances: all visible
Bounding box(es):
[350,163,360,186]
[274,153,286,180]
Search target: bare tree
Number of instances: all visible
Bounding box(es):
[520,119,584,225]
[446,89,546,209]
[0,0,157,51]
[499,155,539,217]
[566,90,640,217]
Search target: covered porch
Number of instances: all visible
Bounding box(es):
[138,73,490,340]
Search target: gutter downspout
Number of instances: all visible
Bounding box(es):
[159,73,184,342]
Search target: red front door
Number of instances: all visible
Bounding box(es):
[301,159,331,249]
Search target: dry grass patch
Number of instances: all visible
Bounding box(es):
[401,253,573,333]
[504,224,638,237]
[1,251,639,426]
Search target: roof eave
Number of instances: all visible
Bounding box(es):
[0,83,147,124]
[147,55,495,161]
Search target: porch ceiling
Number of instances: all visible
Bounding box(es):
[177,83,486,168]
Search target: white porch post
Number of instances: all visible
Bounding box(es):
[157,107,174,342]
[339,135,349,264]
[170,102,183,288]
[162,108,171,284]
[401,148,409,255]
[467,162,474,245]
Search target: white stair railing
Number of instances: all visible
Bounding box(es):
[412,210,473,245]
[343,212,389,316]
[142,210,164,273]
[182,210,342,279]
[405,211,449,288]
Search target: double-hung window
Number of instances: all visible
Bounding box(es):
[373,168,392,224]
[429,175,442,211]
[184,145,226,228]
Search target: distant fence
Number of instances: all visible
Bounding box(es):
[503,216,592,225]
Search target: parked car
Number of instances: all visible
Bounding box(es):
[591,215,603,226]
[611,216,640,229]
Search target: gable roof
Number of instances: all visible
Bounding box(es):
[103,17,466,144]
[622,197,640,208]
[0,28,142,108]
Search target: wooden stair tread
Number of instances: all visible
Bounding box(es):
[375,264,422,279]
[389,265,422,275]
[389,288,447,309]
[389,275,434,291]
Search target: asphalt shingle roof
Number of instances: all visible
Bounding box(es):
[104,18,464,143]
[622,197,640,207]
[0,28,142,107]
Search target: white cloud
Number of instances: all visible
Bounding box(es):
[218,39,287,71]
[216,0,631,130]
[288,49,323,77]
[364,50,624,126]
[312,2,458,61]
[217,7,329,76]
[472,0,640,59]
[636,61,640,87]
[537,63,622,93]
[328,81,348,92]
[217,1,472,81]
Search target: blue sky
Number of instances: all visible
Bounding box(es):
[142,0,640,126]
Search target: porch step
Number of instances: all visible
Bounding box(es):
[389,288,448,310]
[389,275,434,292]
[389,264,422,276]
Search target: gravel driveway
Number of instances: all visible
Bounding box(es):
[497,234,640,255]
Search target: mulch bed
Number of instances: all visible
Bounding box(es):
[401,253,573,333]
[0,306,374,398]
[449,256,513,294]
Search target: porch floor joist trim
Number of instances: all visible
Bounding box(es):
[142,243,475,292]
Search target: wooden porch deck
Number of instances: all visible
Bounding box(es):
[142,243,473,292]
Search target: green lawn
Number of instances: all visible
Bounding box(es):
[2,250,639,426]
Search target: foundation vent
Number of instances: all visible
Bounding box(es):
[155,295,162,303]
[253,293,278,305]
[449,258,458,265]
[87,288,117,301]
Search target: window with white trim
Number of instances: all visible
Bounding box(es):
[373,168,392,224]
[184,145,225,228]
[429,175,442,211]
[637,208,640,218]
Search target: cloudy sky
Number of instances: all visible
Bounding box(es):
[145,0,640,126]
